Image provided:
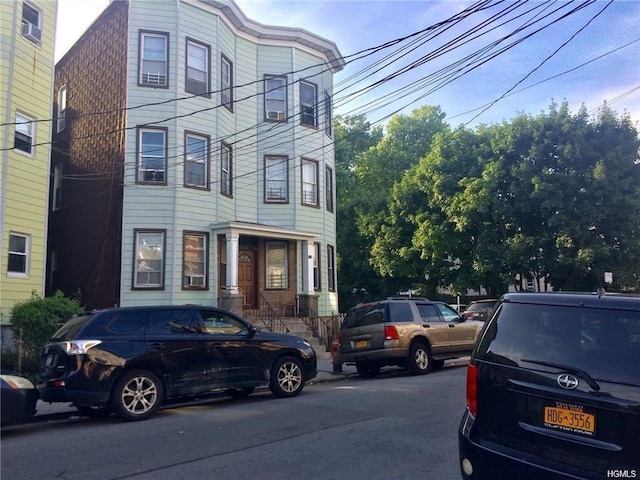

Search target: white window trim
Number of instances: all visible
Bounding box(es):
[186,39,209,96]
[137,128,167,183]
[7,233,30,278]
[21,2,42,45]
[53,163,62,211]
[265,75,287,121]
[300,81,317,127]
[221,54,233,110]
[133,230,165,289]
[184,133,208,188]
[265,156,288,203]
[140,32,168,87]
[57,86,67,133]
[220,142,232,197]
[183,232,208,289]
[14,112,35,157]
[302,158,318,206]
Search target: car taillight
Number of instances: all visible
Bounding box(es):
[65,340,102,355]
[384,325,399,340]
[466,363,478,417]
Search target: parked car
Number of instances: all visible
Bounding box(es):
[1,374,39,426]
[38,305,317,421]
[462,299,498,321]
[338,296,484,378]
[459,292,640,479]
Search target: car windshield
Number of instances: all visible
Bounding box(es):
[466,302,494,312]
[479,303,640,386]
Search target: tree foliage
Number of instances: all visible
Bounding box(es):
[367,101,640,294]
[10,291,84,356]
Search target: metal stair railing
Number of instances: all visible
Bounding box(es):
[256,292,290,334]
[299,306,340,353]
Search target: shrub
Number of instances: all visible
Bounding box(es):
[10,291,84,357]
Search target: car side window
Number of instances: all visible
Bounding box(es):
[416,303,441,323]
[81,311,147,336]
[147,309,200,334]
[199,310,248,335]
[434,303,461,322]
[388,302,414,323]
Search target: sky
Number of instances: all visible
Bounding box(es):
[54,0,640,129]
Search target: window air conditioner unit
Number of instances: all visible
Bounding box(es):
[22,22,42,43]
[186,275,205,287]
[266,111,285,121]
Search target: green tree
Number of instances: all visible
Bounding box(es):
[10,291,84,356]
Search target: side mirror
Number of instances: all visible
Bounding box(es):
[247,324,258,338]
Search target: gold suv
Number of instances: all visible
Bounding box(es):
[338,297,484,378]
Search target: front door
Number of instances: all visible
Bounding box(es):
[238,250,256,309]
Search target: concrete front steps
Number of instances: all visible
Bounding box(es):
[247,314,333,360]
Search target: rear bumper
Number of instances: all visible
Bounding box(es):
[458,409,604,480]
[338,346,409,364]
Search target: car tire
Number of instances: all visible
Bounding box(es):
[76,405,112,418]
[432,359,445,369]
[408,342,432,375]
[269,356,305,398]
[224,387,255,399]
[111,370,163,422]
[356,362,381,378]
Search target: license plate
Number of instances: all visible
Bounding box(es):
[355,340,368,349]
[544,406,595,435]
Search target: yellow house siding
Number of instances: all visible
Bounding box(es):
[0,0,57,323]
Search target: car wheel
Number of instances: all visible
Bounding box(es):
[408,342,432,375]
[432,359,445,369]
[269,356,305,398]
[356,362,381,378]
[76,405,112,418]
[224,387,255,399]
[111,370,163,422]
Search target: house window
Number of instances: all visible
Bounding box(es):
[221,54,233,111]
[327,244,336,292]
[134,230,165,288]
[265,156,288,202]
[14,112,34,155]
[184,132,209,188]
[8,233,29,276]
[324,91,332,137]
[21,2,42,44]
[313,242,321,291]
[183,232,208,289]
[52,163,62,211]
[264,75,286,121]
[300,81,317,127]
[137,127,167,184]
[220,142,232,197]
[326,166,334,212]
[139,31,168,87]
[186,39,209,96]
[266,242,287,289]
[301,158,318,206]
[57,86,67,133]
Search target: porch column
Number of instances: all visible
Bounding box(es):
[298,240,318,317]
[302,240,314,294]
[219,231,243,315]
[226,232,239,294]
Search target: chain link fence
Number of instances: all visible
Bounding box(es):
[1,325,41,383]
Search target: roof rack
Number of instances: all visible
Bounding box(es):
[386,296,429,301]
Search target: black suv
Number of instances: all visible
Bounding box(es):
[338,297,484,378]
[459,292,640,479]
[39,305,317,421]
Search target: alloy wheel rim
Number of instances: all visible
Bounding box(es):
[122,376,158,414]
[416,349,428,369]
[278,362,302,393]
